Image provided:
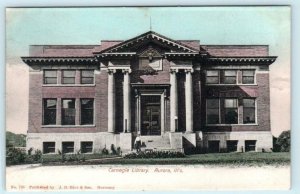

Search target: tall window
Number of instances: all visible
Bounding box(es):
[62,99,75,125]
[43,99,57,125]
[81,99,94,125]
[206,99,220,124]
[222,70,237,84]
[224,99,238,124]
[206,70,219,84]
[62,70,76,84]
[242,70,255,84]
[81,70,94,84]
[44,70,57,84]
[206,98,256,125]
[243,99,256,124]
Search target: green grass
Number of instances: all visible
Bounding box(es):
[41,153,119,163]
[41,152,290,166]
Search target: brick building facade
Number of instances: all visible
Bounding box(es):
[22,31,277,154]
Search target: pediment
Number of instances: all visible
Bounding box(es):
[96,31,199,54]
[139,47,162,58]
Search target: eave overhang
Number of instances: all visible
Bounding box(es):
[21,56,97,65]
[206,56,277,65]
[96,52,136,58]
[164,52,199,57]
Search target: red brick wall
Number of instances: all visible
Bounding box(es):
[203,45,269,57]
[130,58,170,84]
[28,70,105,133]
[203,72,271,132]
[28,64,271,134]
[96,70,108,132]
[28,72,43,133]
[193,70,202,131]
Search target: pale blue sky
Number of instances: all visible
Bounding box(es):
[6,7,290,136]
[6,7,289,58]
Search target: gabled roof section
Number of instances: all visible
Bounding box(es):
[94,31,199,54]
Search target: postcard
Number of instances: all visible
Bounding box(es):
[6,6,291,191]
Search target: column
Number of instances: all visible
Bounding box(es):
[160,92,165,134]
[123,69,132,132]
[107,69,116,133]
[56,98,62,125]
[185,69,194,133]
[75,98,80,125]
[170,69,178,132]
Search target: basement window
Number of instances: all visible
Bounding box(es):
[226,140,238,152]
[208,141,220,153]
[245,140,256,152]
[43,142,55,154]
[62,142,74,154]
[81,142,93,153]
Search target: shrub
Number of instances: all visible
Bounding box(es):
[116,147,122,155]
[6,147,26,165]
[101,147,109,155]
[33,149,42,161]
[124,151,185,159]
[110,144,117,155]
[274,130,290,152]
[27,148,33,155]
[58,149,66,162]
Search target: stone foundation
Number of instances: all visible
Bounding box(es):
[202,131,273,152]
[26,131,273,154]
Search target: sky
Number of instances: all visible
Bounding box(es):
[5,6,290,136]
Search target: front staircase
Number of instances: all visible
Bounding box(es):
[139,133,172,151]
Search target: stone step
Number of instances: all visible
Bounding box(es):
[139,135,171,150]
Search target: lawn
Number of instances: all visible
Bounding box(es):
[41,152,290,166]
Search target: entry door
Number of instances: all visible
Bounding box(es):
[141,96,161,135]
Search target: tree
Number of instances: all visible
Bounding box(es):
[274,130,290,152]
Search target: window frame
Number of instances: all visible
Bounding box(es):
[62,70,76,85]
[43,142,56,154]
[205,70,220,84]
[43,70,58,84]
[80,99,94,125]
[62,142,74,154]
[242,70,256,85]
[208,140,220,153]
[245,140,257,152]
[206,98,246,126]
[81,70,95,85]
[243,98,257,124]
[226,140,238,152]
[61,99,76,125]
[223,98,239,124]
[81,141,93,153]
[43,99,57,125]
[206,99,220,124]
[221,70,237,84]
